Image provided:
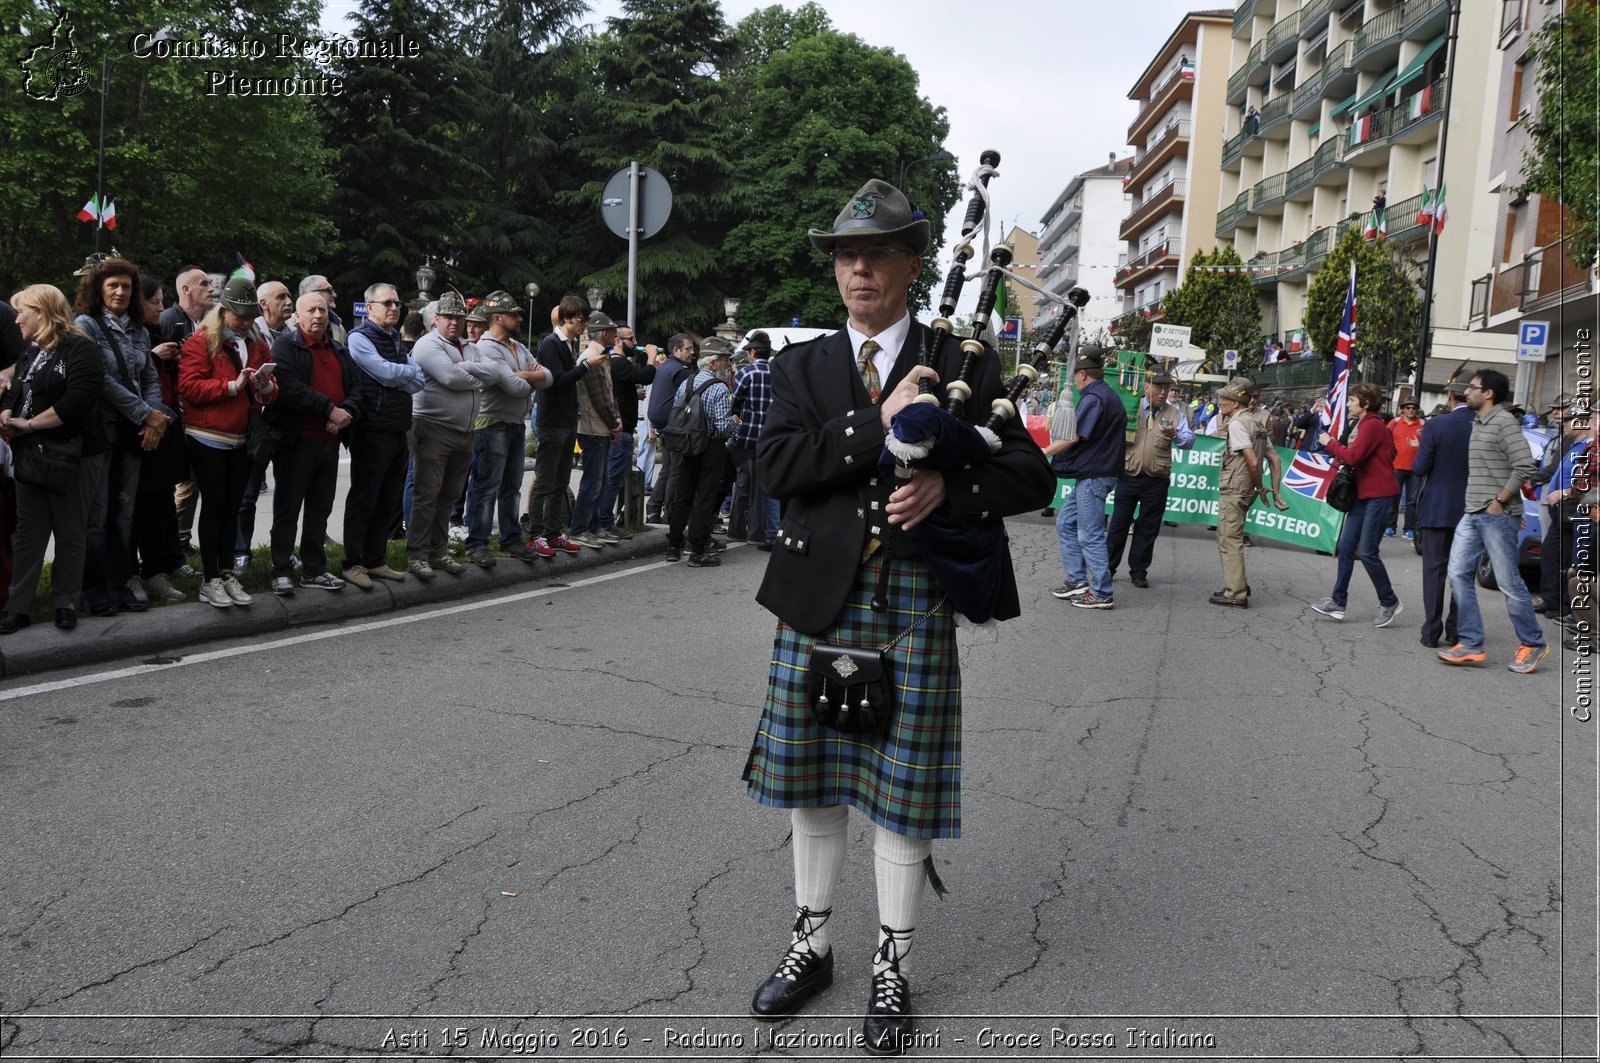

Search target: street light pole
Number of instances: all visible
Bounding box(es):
[897,149,956,191]
[94,28,169,253]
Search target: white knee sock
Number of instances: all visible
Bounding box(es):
[790,805,848,956]
[872,826,930,977]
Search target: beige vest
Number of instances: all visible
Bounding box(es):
[1219,411,1255,495]
[1124,399,1177,478]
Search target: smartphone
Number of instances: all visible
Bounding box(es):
[254,362,276,380]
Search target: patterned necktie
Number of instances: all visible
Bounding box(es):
[858,339,882,403]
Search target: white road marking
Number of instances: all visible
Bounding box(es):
[0,559,674,702]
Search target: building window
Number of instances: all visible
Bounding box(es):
[1510,56,1531,122]
[1500,0,1524,44]
[1502,211,1517,263]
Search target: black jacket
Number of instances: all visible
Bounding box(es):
[755,322,1054,634]
[4,334,102,445]
[349,320,413,433]
[267,327,366,441]
[534,331,586,430]
[646,357,692,429]
[609,350,657,434]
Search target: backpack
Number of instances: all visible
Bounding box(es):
[660,377,719,456]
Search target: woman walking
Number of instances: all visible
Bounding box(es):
[1311,382,1403,626]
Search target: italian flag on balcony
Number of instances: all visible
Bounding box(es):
[1417,186,1448,233]
[1407,84,1435,119]
[1179,59,1195,79]
[1350,114,1373,146]
[1364,206,1387,240]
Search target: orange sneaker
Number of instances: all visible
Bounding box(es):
[1507,644,1550,675]
[1437,643,1487,666]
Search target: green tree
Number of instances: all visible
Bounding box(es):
[1303,226,1423,384]
[1161,245,1264,370]
[0,0,334,293]
[721,23,959,329]
[550,0,736,335]
[1518,2,1599,269]
[321,0,495,299]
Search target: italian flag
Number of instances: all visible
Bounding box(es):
[1350,115,1372,146]
[1179,60,1195,79]
[1417,186,1447,233]
[1364,208,1387,240]
[1407,84,1434,120]
[75,194,116,229]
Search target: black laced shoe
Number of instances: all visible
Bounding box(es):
[750,907,834,1019]
[863,926,914,1056]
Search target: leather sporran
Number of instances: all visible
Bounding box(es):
[807,643,894,736]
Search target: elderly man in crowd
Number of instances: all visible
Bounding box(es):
[727,330,779,549]
[266,293,365,595]
[665,336,736,567]
[299,274,348,344]
[1210,380,1262,608]
[597,323,657,539]
[343,282,424,588]
[1105,371,1193,590]
[406,291,495,580]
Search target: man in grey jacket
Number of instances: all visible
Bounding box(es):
[464,291,549,566]
[1440,368,1548,673]
[407,291,497,580]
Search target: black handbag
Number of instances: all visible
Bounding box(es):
[246,407,276,464]
[1326,462,1358,513]
[12,435,83,493]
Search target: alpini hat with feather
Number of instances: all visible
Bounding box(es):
[808,179,930,255]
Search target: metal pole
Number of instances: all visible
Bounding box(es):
[627,160,640,333]
[1412,0,1461,403]
[95,55,109,254]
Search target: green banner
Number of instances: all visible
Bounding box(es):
[1054,436,1343,552]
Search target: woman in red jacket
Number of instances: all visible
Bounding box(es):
[1311,382,1403,626]
[177,278,277,609]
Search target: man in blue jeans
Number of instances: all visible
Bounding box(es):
[1440,368,1548,674]
[463,291,548,566]
[597,324,658,538]
[1049,353,1126,610]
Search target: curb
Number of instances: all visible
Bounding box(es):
[0,529,670,681]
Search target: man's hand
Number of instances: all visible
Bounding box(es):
[328,407,353,431]
[886,467,946,531]
[880,365,938,430]
[140,423,163,451]
[145,409,170,432]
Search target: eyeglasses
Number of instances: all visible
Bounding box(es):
[1465,384,1485,391]
[371,299,402,308]
[830,247,907,267]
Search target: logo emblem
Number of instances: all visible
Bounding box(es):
[849,192,881,220]
[22,11,89,102]
[831,656,859,680]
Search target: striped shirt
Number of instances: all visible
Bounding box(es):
[1465,404,1537,516]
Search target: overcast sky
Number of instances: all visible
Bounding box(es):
[323,0,1210,318]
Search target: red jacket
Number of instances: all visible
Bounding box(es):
[1389,416,1423,471]
[1325,413,1401,500]
[177,329,276,439]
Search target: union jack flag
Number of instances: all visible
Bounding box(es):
[1321,262,1355,441]
[1285,450,1339,501]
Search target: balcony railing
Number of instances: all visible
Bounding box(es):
[1292,71,1325,116]
[1321,38,1352,81]
[1134,118,1192,165]
[1265,10,1301,57]
[1234,0,1257,37]
[1129,64,1195,141]
[1118,178,1187,239]
[1354,0,1450,63]
[1216,199,1244,238]
[1122,237,1185,275]
[1283,137,1342,200]
[1232,186,1256,222]
[1476,238,1598,324]
[1300,0,1332,29]
[1346,75,1447,155]
[1228,64,1250,104]
[1259,90,1293,131]
[1251,171,1289,212]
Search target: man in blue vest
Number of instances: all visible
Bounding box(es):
[344,282,424,587]
[1051,353,1126,610]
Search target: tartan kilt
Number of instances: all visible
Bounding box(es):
[742,552,962,839]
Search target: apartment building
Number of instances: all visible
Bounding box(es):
[1034,153,1133,342]
[1466,0,1597,410]
[1113,10,1233,326]
[1215,0,1505,395]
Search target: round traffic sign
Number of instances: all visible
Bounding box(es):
[601,165,673,240]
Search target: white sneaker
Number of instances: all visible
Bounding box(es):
[199,578,233,608]
[142,572,187,602]
[221,575,253,605]
[126,575,149,605]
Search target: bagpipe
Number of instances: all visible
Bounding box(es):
[874,150,1091,622]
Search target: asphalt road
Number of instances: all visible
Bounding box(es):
[1,514,1594,1062]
